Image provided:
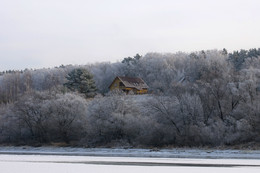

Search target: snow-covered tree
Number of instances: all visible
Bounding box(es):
[64,68,97,97]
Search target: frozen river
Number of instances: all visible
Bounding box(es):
[1,154,260,173]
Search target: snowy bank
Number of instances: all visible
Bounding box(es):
[0,146,260,159]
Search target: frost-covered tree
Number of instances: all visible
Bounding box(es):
[46,93,88,143]
[1,48,260,146]
[64,68,97,97]
[13,91,53,142]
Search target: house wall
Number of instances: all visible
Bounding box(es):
[109,77,124,91]
[136,89,148,94]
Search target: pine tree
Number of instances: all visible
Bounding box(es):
[64,68,96,97]
[222,48,228,55]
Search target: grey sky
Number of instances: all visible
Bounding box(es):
[1,0,260,70]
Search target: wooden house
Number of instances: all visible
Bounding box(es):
[109,76,148,94]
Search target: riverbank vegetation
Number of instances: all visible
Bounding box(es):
[1,48,260,147]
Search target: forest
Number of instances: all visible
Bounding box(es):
[0,48,260,147]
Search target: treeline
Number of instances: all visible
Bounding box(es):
[0,49,260,147]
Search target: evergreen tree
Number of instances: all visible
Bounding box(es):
[64,68,96,97]
[222,48,228,55]
[121,53,142,65]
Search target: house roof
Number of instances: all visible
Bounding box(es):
[110,76,148,90]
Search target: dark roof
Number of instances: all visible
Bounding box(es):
[111,76,148,90]
[118,76,149,90]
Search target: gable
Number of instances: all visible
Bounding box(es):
[109,77,124,89]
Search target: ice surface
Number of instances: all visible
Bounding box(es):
[1,147,260,172]
[0,154,260,173]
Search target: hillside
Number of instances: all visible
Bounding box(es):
[0,49,260,147]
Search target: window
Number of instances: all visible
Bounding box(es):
[119,82,124,86]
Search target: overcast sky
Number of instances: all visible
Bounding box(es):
[1,0,260,70]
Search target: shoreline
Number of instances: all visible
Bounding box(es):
[0,146,260,159]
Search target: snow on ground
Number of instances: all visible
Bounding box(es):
[1,147,260,173]
[1,161,259,173]
[0,146,260,159]
[0,154,260,173]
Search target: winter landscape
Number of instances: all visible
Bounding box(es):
[1,147,260,173]
[1,50,260,148]
[1,0,260,172]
